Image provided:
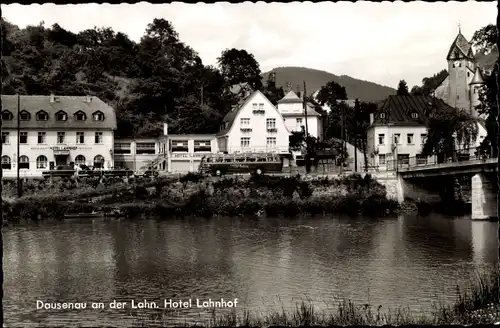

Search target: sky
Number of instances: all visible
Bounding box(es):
[1,1,497,89]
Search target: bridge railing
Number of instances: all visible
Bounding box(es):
[395,146,491,171]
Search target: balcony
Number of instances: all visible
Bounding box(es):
[240,128,253,133]
[267,128,277,133]
[252,109,265,115]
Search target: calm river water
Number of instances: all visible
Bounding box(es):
[3,215,499,327]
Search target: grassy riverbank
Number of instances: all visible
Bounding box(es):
[135,269,500,326]
[2,173,402,221]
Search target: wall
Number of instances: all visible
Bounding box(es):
[226,92,290,153]
[2,129,114,178]
[283,116,321,139]
[372,173,442,203]
[162,135,218,173]
[113,138,160,171]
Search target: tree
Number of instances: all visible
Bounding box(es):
[217,48,263,91]
[471,24,498,54]
[315,81,347,109]
[262,72,285,105]
[410,70,448,96]
[396,80,410,96]
[421,106,478,163]
[345,100,377,171]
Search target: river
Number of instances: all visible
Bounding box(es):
[3,214,498,327]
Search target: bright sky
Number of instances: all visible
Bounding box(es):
[2,1,496,89]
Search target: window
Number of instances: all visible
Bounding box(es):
[19,155,29,169]
[55,111,67,121]
[75,155,86,165]
[240,118,250,126]
[394,134,400,144]
[2,110,13,121]
[170,140,188,152]
[2,132,9,144]
[76,132,85,144]
[94,155,104,168]
[457,95,460,100]
[252,103,257,109]
[136,143,156,155]
[36,155,48,169]
[411,112,418,119]
[378,134,385,145]
[93,111,104,121]
[95,132,103,144]
[20,132,27,144]
[407,133,414,144]
[378,154,386,165]
[57,132,65,144]
[1,156,11,170]
[240,137,250,148]
[296,118,303,125]
[266,118,276,129]
[114,143,131,154]
[420,134,427,144]
[36,111,48,121]
[266,137,277,148]
[37,132,46,144]
[379,113,386,119]
[19,111,30,121]
[194,140,212,152]
[467,72,470,77]
[258,103,264,110]
[75,111,86,121]
[397,154,410,165]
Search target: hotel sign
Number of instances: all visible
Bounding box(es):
[30,146,92,151]
[50,146,78,151]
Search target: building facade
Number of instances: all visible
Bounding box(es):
[277,91,323,141]
[366,96,453,169]
[159,134,218,173]
[216,90,291,154]
[113,138,162,171]
[1,95,116,178]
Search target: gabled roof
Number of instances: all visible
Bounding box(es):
[446,32,474,60]
[371,95,455,127]
[0,95,116,130]
[277,90,302,104]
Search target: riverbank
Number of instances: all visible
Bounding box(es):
[135,269,500,326]
[2,173,402,221]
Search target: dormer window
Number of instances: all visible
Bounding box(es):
[411,112,418,119]
[379,113,386,119]
[74,111,86,121]
[36,110,49,121]
[55,111,68,121]
[92,111,104,121]
[19,110,31,121]
[1,110,13,121]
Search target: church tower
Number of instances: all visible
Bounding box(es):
[446,27,476,114]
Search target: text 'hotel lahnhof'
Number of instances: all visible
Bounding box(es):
[1,94,116,178]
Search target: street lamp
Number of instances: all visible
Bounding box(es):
[452,131,457,162]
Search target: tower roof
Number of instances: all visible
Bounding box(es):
[469,68,485,85]
[446,32,474,60]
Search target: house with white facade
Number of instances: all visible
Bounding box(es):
[1,95,116,178]
[276,90,323,141]
[216,90,291,155]
[159,134,218,173]
[366,95,453,170]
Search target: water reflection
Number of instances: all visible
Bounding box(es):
[3,214,499,327]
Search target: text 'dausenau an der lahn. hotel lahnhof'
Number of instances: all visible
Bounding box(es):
[36,298,239,310]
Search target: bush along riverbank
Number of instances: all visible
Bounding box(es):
[133,269,500,326]
[2,173,402,221]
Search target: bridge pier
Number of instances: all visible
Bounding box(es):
[471,173,497,220]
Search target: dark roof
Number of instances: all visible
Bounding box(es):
[371,95,455,127]
[216,92,254,136]
[446,32,474,60]
[1,95,116,130]
[470,68,485,85]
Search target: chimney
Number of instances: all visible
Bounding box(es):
[49,94,55,103]
[296,84,301,98]
[369,113,374,125]
[163,123,168,136]
[84,95,92,103]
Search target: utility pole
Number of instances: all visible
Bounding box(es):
[17,94,22,198]
[340,103,345,174]
[303,80,310,174]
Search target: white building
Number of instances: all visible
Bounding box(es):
[1,95,116,178]
[276,90,323,141]
[113,138,161,171]
[216,90,291,154]
[366,95,449,169]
